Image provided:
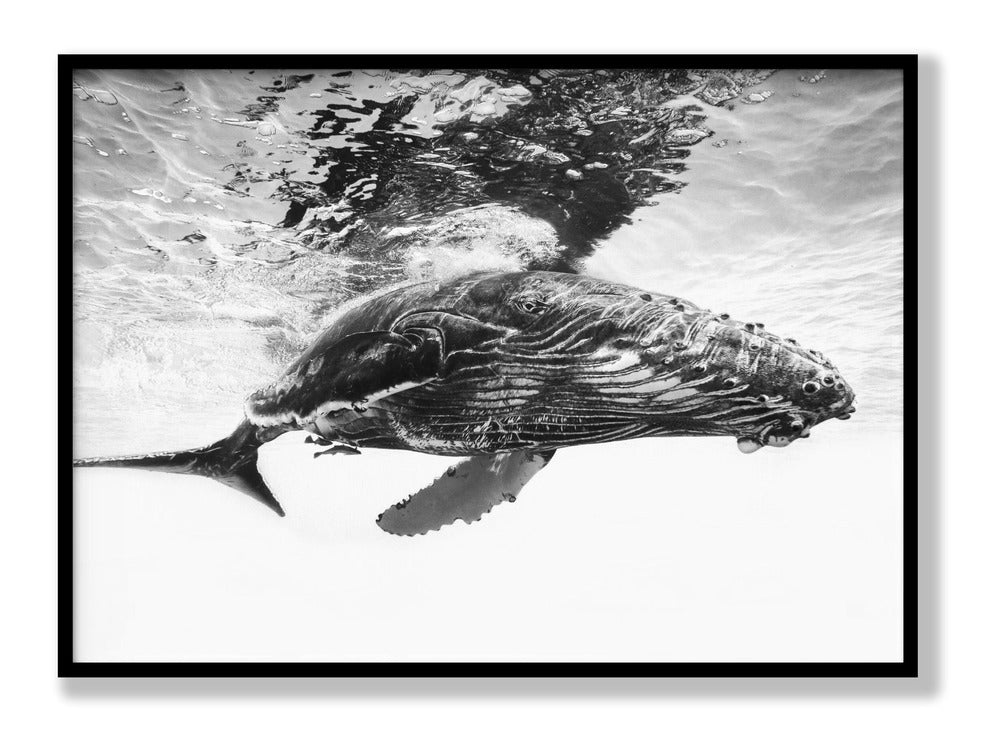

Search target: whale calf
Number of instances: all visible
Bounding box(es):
[74,271,856,535]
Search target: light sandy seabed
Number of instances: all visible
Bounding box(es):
[74,428,901,663]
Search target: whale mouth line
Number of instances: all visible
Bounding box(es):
[737,418,811,454]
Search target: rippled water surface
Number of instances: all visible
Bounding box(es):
[72,67,903,455]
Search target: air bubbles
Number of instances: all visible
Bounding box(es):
[802,380,820,395]
[131,188,172,203]
[665,128,709,145]
[722,377,740,388]
[756,394,769,403]
[742,90,774,104]
[800,70,827,84]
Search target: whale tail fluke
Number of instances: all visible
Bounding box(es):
[72,420,285,516]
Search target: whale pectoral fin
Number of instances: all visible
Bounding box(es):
[246,330,444,426]
[376,450,556,536]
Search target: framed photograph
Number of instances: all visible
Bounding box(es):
[61,54,915,676]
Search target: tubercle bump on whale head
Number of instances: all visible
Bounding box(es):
[694,314,856,454]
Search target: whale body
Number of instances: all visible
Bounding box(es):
[74,271,856,534]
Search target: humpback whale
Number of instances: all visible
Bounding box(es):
[74,271,856,535]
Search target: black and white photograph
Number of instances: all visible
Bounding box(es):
[64,57,911,672]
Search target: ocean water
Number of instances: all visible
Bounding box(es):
[71,68,903,456]
[70,67,906,662]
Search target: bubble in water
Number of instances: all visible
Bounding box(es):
[742,90,774,104]
[131,188,172,203]
[799,70,827,84]
[666,128,709,145]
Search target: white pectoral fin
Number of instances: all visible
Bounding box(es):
[375,450,556,536]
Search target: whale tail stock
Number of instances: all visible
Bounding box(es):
[72,419,285,516]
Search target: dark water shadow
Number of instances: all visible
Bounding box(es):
[61,62,938,702]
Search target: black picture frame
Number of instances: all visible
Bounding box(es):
[59,53,918,678]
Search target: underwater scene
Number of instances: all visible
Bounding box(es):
[70,66,906,663]
[72,67,902,456]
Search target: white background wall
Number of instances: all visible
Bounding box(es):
[0,3,986,736]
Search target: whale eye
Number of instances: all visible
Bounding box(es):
[514,295,549,315]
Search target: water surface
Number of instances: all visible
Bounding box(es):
[71,67,903,455]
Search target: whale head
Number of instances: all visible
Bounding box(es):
[449,271,856,452]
